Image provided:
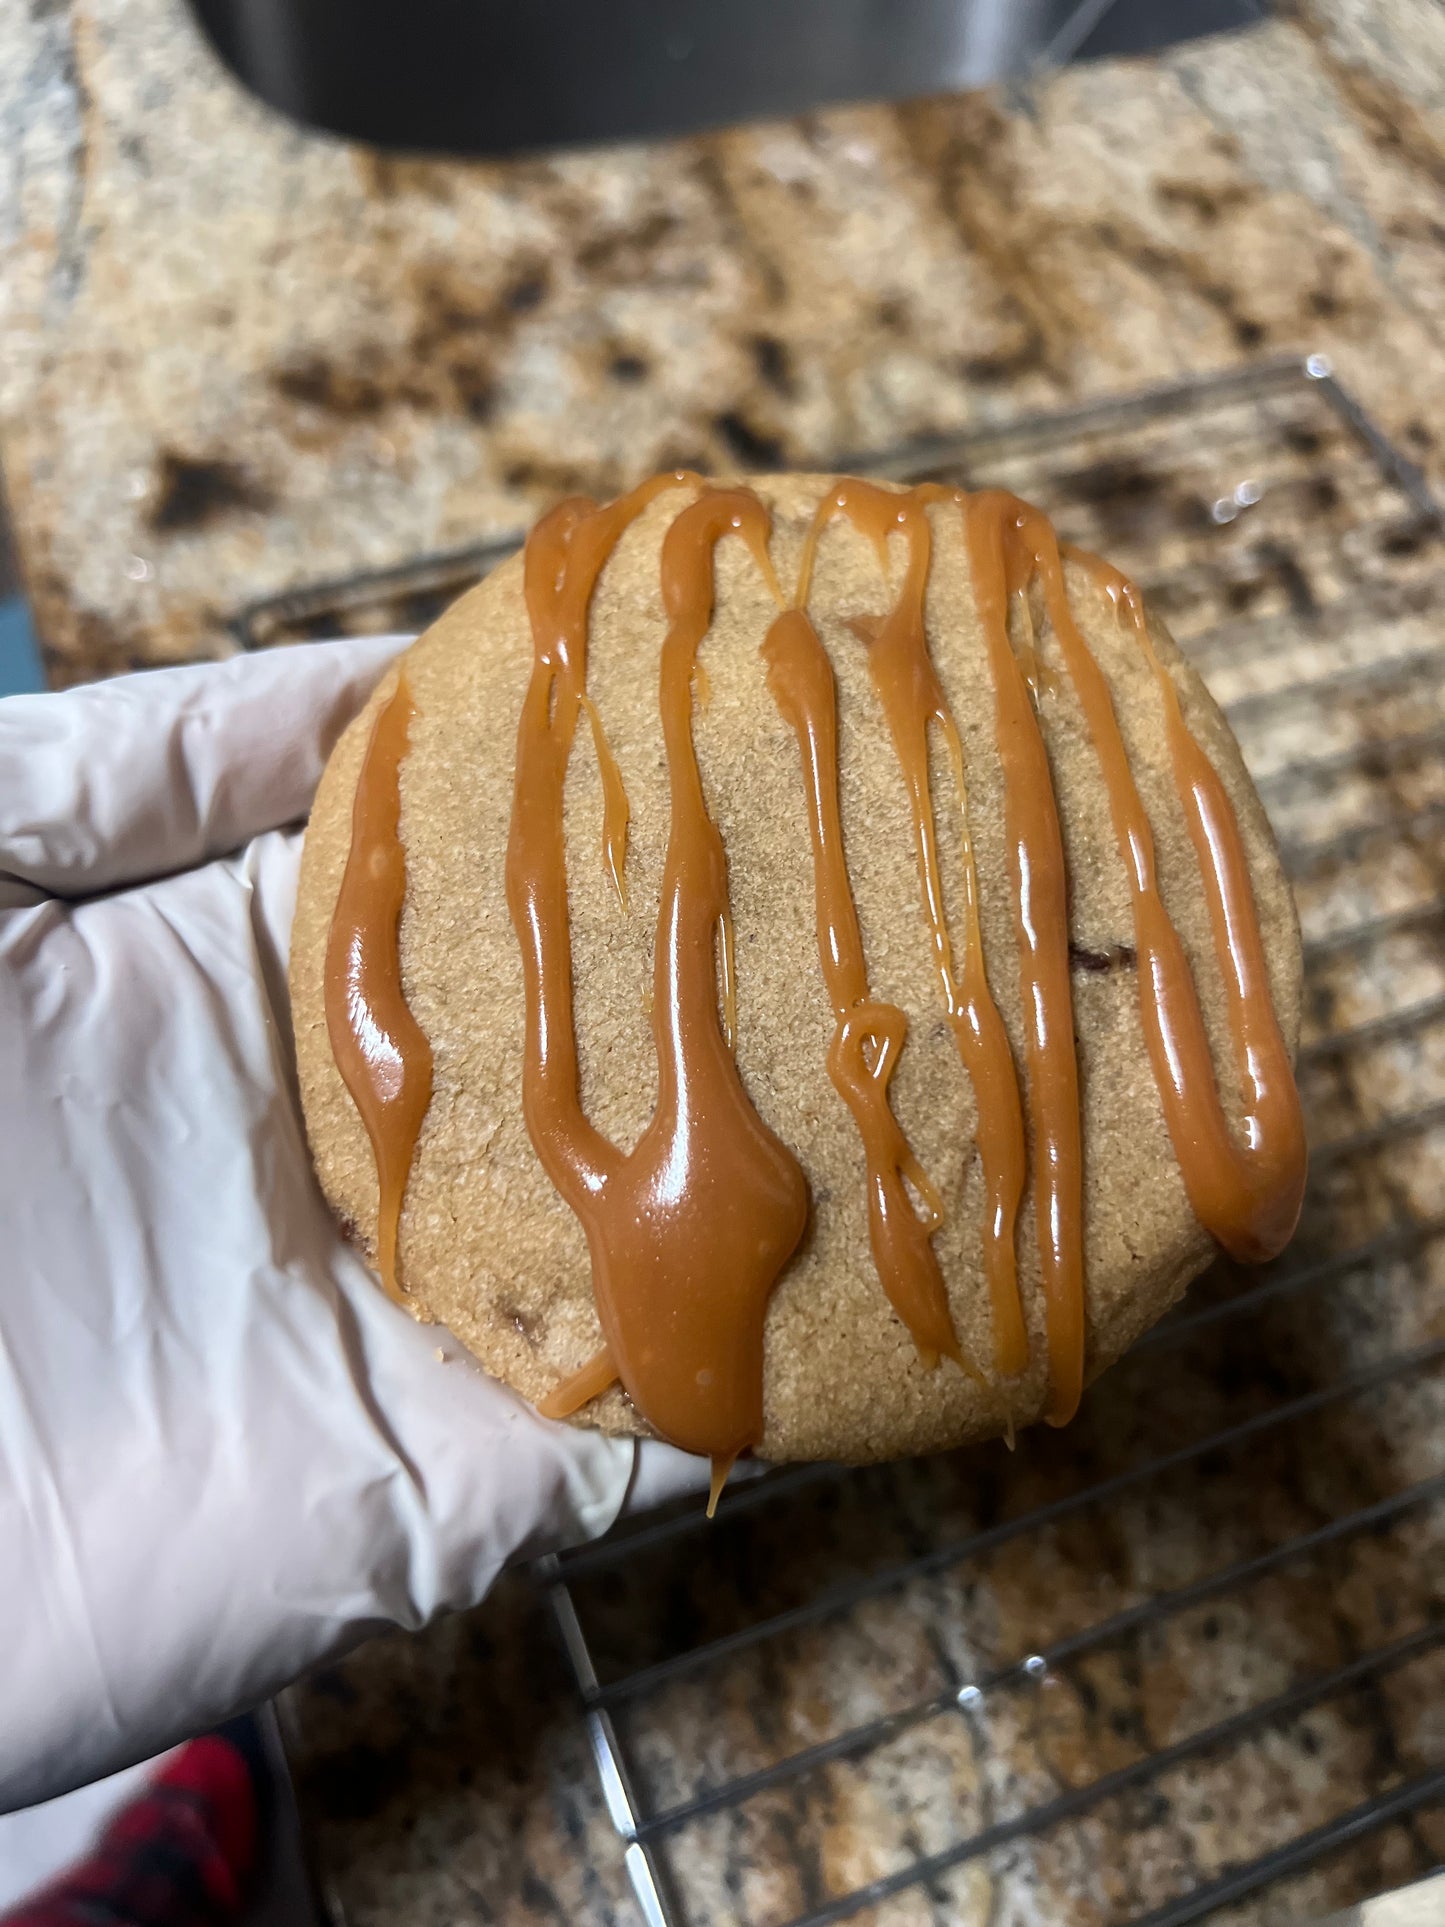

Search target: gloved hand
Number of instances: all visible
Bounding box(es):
[0,638,699,1814]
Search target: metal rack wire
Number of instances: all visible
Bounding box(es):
[520,358,1445,1927]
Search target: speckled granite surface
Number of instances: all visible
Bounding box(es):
[4,2,1444,1922]
[2,0,1445,683]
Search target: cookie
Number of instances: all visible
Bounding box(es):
[290,473,1304,1467]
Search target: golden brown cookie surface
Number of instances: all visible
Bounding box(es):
[290,474,1302,1463]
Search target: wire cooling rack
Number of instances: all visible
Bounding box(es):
[505,359,1445,1927]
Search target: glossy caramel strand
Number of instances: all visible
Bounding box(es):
[536,1345,619,1419]
[508,480,808,1466]
[961,492,1086,1424]
[707,1451,739,1518]
[505,474,686,1211]
[324,672,435,1306]
[828,481,1030,1379]
[763,605,965,1372]
[581,694,631,911]
[332,469,1305,1470]
[1057,541,1307,1260]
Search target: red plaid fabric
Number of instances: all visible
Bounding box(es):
[3,1734,258,1927]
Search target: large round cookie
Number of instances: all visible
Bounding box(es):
[290,473,1303,1463]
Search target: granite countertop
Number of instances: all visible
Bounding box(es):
[3,2,1444,1924]
[2,0,1445,685]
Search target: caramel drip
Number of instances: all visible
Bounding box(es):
[707,1452,738,1518]
[324,672,435,1305]
[824,482,1030,1379]
[508,480,808,1463]
[504,471,688,1205]
[536,1345,618,1419]
[962,493,1086,1424]
[1056,541,1307,1259]
[762,605,966,1372]
[330,467,1304,1466]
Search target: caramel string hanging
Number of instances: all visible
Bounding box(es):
[324,671,435,1306]
[1051,537,1307,1259]
[510,481,808,1474]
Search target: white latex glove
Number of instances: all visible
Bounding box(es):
[0,639,700,1814]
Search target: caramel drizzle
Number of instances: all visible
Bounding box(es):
[508,479,808,1465]
[537,1345,619,1419]
[763,605,966,1372]
[1061,540,1307,1260]
[327,472,1306,1463]
[832,483,1031,1379]
[323,672,435,1305]
[766,481,1031,1380]
[962,493,1086,1423]
[581,694,631,911]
